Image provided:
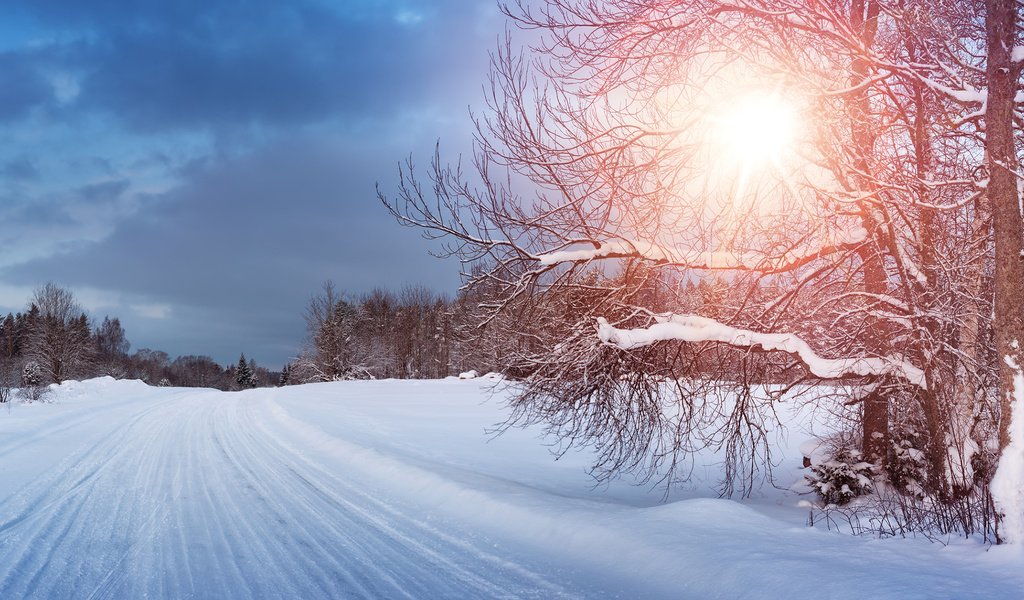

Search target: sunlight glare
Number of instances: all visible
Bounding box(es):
[715,94,800,168]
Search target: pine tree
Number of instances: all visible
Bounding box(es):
[235,354,255,389]
[22,361,43,387]
[19,361,47,402]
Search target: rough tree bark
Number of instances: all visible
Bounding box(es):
[986,0,1024,542]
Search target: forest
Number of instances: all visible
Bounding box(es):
[0,283,276,394]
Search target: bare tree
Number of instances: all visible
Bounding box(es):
[0,358,14,410]
[24,283,94,384]
[94,316,131,378]
[294,281,366,382]
[382,0,1021,536]
[984,0,1024,544]
[128,348,171,384]
[296,282,458,381]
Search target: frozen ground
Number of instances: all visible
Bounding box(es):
[0,377,1022,599]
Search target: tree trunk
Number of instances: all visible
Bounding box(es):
[849,0,889,467]
[985,0,1024,543]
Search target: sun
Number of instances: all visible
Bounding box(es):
[654,81,810,215]
[697,90,807,211]
[714,93,800,168]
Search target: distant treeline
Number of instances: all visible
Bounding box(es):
[4,277,731,392]
[287,282,498,383]
[286,275,746,384]
[0,283,276,393]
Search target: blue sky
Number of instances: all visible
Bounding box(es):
[0,0,500,367]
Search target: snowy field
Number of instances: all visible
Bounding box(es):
[1,378,1022,599]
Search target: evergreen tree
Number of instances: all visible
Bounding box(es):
[19,361,47,402]
[21,361,42,387]
[235,354,256,389]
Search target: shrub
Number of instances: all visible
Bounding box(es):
[806,447,875,506]
[18,361,49,402]
[886,427,928,498]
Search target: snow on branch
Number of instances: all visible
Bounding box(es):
[534,239,674,266]
[914,75,1024,106]
[917,78,986,105]
[533,228,867,272]
[596,314,927,389]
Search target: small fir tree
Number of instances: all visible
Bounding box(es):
[236,354,256,389]
[19,361,48,402]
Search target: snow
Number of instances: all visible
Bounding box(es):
[534,238,675,266]
[597,314,928,389]
[533,228,868,272]
[992,352,1024,543]
[917,76,986,105]
[1,377,1022,599]
[1012,46,1024,64]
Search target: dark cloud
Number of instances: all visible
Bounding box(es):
[2,132,464,364]
[67,156,119,177]
[0,51,53,121]
[9,0,491,132]
[1,155,39,181]
[76,179,129,203]
[0,0,498,366]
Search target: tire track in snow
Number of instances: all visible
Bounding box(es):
[214,396,580,599]
[0,392,186,598]
[0,388,592,599]
[0,393,181,534]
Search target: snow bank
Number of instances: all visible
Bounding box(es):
[259,381,1024,598]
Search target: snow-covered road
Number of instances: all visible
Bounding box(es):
[1,378,1022,599]
[0,382,605,599]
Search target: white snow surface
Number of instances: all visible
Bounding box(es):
[1,377,1022,599]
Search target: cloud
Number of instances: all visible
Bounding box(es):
[0,0,501,366]
[131,303,172,320]
[1,130,464,363]
[75,179,130,203]
[0,51,54,121]
[7,0,495,133]
[1,155,40,181]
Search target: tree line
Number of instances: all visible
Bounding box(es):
[0,279,532,398]
[289,276,764,386]
[0,283,276,397]
[288,281,510,383]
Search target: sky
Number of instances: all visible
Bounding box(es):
[0,0,502,368]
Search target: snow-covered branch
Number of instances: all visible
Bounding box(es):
[534,238,675,266]
[596,314,927,389]
[533,228,868,273]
